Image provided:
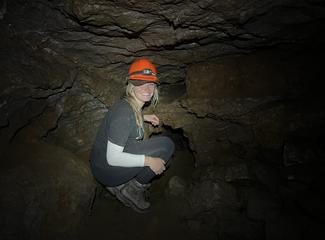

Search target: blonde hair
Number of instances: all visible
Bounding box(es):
[125,83,159,127]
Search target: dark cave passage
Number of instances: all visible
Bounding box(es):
[1,0,325,240]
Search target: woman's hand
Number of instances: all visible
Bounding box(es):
[144,156,166,175]
[144,114,160,126]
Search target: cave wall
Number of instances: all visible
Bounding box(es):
[1,0,325,153]
[1,0,325,239]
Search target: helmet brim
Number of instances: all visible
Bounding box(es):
[128,79,159,86]
[128,74,158,81]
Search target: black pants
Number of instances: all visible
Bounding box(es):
[93,136,174,187]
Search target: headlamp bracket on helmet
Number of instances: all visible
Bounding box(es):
[129,69,156,77]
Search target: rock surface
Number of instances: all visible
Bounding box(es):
[0,140,95,240]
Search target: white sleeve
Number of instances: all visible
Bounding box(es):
[106,139,145,167]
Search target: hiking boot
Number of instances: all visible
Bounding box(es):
[120,179,151,211]
[106,184,131,207]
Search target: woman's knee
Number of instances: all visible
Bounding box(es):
[133,136,175,160]
[159,136,175,154]
[159,136,175,161]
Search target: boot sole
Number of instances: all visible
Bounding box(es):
[120,188,151,213]
[106,187,132,207]
[107,187,150,213]
[117,191,150,213]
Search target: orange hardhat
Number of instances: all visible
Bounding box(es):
[128,58,159,85]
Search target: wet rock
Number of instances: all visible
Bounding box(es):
[185,211,220,240]
[251,161,283,192]
[0,0,6,20]
[265,214,306,240]
[186,219,201,232]
[218,211,265,240]
[187,180,240,215]
[0,27,78,150]
[281,136,325,186]
[283,136,325,167]
[78,65,127,102]
[246,188,282,221]
[0,96,48,148]
[158,65,186,85]
[186,52,288,99]
[284,99,325,137]
[224,163,251,183]
[166,175,187,196]
[45,84,108,153]
[249,103,286,149]
[226,122,254,144]
[192,163,250,183]
[162,95,287,165]
[304,221,325,240]
[0,141,95,240]
[192,165,225,182]
[296,190,325,221]
[186,207,264,240]
[283,142,304,167]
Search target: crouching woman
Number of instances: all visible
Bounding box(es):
[90,58,174,213]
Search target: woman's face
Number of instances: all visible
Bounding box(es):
[132,82,156,105]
